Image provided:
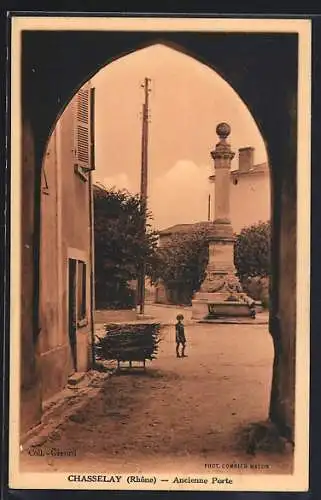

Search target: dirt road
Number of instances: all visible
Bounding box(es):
[21,322,292,474]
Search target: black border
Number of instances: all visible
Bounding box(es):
[1,7,11,500]
[309,14,321,500]
[1,7,321,500]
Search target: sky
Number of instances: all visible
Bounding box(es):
[91,44,268,230]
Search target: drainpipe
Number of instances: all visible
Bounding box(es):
[88,85,96,368]
[89,170,96,368]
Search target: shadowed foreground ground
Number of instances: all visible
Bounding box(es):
[21,323,293,474]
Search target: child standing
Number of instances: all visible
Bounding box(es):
[175,314,187,358]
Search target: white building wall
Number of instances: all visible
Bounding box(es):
[211,170,270,233]
[230,172,270,232]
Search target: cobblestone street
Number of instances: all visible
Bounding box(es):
[21,321,293,475]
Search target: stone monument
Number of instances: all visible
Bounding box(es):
[192,122,254,320]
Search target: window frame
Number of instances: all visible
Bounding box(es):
[76,260,87,327]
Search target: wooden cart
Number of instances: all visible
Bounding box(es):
[95,323,161,372]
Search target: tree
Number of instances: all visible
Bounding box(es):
[94,185,158,309]
[151,227,209,305]
[234,221,271,307]
[234,221,271,281]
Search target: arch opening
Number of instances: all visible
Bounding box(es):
[19,29,298,464]
[35,42,275,462]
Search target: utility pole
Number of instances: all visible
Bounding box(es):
[138,77,151,315]
[208,194,211,221]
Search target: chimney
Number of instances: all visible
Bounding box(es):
[238,147,254,172]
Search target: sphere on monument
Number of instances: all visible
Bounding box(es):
[216,122,231,139]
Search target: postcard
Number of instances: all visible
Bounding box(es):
[8,14,311,492]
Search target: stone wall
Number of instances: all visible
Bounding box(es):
[20,119,42,435]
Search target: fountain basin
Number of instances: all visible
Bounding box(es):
[192,299,254,320]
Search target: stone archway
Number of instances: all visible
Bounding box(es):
[19,29,298,440]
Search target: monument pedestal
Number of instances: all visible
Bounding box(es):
[191,222,247,320]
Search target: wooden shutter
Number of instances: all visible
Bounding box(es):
[75,84,92,171]
[90,87,95,171]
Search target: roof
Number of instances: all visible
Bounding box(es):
[158,224,192,235]
[159,221,211,236]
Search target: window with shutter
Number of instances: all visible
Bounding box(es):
[74,82,95,176]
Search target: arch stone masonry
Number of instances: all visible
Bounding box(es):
[19,30,297,441]
[192,122,254,320]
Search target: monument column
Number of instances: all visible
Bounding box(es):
[211,122,234,224]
